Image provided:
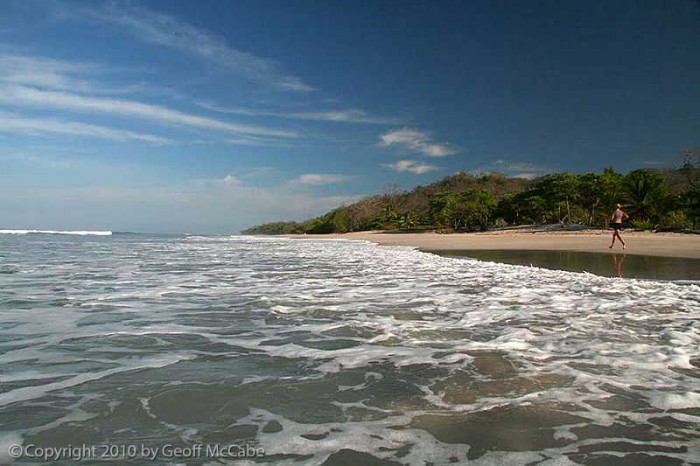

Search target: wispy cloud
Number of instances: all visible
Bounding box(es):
[380,128,457,157]
[189,136,293,147]
[0,85,297,139]
[86,3,315,92]
[294,174,353,185]
[0,112,169,144]
[382,159,439,174]
[0,53,97,91]
[0,53,143,95]
[199,102,399,125]
[221,136,294,147]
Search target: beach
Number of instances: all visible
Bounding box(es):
[290,229,700,259]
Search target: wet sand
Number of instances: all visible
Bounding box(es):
[290,230,700,259]
[433,249,700,281]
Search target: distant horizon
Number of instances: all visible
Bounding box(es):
[1,1,698,233]
[1,161,691,235]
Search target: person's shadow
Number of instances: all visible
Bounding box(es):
[612,253,626,278]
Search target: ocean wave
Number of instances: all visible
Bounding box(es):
[0,229,112,236]
[1,235,698,464]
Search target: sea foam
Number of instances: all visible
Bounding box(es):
[0,234,698,464]
[0,229,112,236]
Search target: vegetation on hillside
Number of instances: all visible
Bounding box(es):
[243,157,700,235]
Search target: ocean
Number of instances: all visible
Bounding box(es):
[1,232,699,464]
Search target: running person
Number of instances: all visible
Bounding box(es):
[609,203,629,249]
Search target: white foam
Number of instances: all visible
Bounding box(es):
[0,229,112,236]
[553,427,579,441]
[0,354,191,407]
[243,408,471,464]
[648,392,700,410]
[2,234,700,462]
[0,432,23,465]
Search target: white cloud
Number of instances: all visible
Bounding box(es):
[0,54,296,144]
[186,136,292,147]
[0,85,297,139]
[277,77,316,93]
[0,53,145,96]
[295,174,353,185]
[198,102,399,125]
[383,159,438,174]
[0,112,169,144]
[88,3,315,92]
[380,128,457,157]
[220,137,294,148]
[297,110,376,123]
[0,54,99,92]
[289,109,398,124]
[223,175,241,186]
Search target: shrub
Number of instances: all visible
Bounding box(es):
[631,219,655,231]
[662,211,692,229]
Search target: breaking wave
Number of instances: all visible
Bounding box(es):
[0,229,112,236]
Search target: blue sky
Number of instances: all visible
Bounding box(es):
[0,0,698,233]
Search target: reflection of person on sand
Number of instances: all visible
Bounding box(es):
[609,203,629,250]
[612,253,626,277]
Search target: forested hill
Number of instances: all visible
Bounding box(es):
[242,162,700,235]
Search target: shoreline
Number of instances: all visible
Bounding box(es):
[286,229,700,260]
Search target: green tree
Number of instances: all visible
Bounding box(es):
[243,164,696,234]
[496,193,518,224]
[533,173,580,223]
[623,170,670,225]
[680,149,700,228]
[577,173,601,225]
[455,189,497,230]
[331,208,352,233]
[398,212,416,230]
[597,167,624,226]
[681,149,700,191]
[502,191,548,224]
[428,192,452,229]
[429,190,496,230]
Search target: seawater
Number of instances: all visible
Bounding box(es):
[0,233,699,465]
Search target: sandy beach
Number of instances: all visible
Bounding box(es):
[290,229,700,259]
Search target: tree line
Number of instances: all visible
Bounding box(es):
[243,155,700,235]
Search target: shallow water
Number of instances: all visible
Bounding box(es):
[432,249,700,281]
[1,234,699,464]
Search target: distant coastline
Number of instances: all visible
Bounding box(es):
[243,164,700,238]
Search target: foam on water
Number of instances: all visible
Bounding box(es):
[0,234,698,464]
[0,229,112,236]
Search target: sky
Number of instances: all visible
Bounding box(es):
[0,0,698,233]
